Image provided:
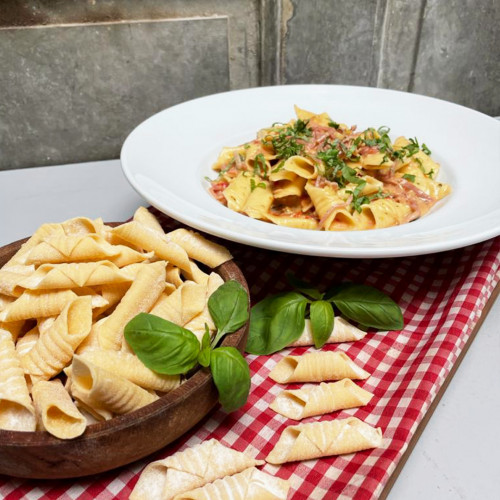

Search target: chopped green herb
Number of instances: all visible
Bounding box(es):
[250,179,266,191]
[265,119,312,161]
[402,173,416,182]
[422,143,432,155]
[404,138,420,156]
[271,160,285,173]
[253,154,268,178]
[347,187,388,213]
[329,120,340,129]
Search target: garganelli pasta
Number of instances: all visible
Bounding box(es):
[208,106,451,231]
[0,207,233,438]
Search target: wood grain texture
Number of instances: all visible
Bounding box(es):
[0,227,250,479]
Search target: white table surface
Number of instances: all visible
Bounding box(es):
[0,159,498,499]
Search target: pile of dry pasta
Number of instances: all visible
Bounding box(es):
[0,207,232,439]
[208,106,451,230]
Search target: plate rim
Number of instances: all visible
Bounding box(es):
[121,84,500,258]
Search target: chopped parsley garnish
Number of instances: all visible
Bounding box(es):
[265,119,312,160]
[250,179,266,192]
[402,173,416,182]
[271,160,285,173]
[317,146,346,184]
[329,120,340,129]
[422,143,432,155]
[347,187,388,213]
[317,143,365,187]
[253,154,268,178]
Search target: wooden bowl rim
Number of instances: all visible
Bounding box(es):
[0,229,249,448]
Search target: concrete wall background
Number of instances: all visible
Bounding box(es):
[0,0,498,170]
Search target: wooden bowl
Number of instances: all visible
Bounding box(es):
[0,234,249,479]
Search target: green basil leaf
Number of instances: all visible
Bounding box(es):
[198,327,211,368]
[310,300,335,349]
[323,282,355,301]
[210,347,250,412]
[209,280,249,346]
[246,292,307,354]
[124,313,200,375]
[285,272,323,300]
[246,295,280,354]
[329,284,404,330]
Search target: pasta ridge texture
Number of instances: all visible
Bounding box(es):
[0,329,36,431]
[289,317,366,347]
[71,356,158,415]
[21,296,92,382]
[0,289,77,322]
[270,379,374,420]
[265,417,382,464]
[173,467,290,500]
[130,439,264,500]
[32,379,86,439]
[269,351,370,383]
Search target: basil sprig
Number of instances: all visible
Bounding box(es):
[124,280,250,412]
[247,277,403,355]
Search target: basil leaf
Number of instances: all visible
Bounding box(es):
[329,284,404,330]
[310,300,335,349]
[246,295,280,354]
[210,347,250,412]
[198,327,211,368]
[209,280,249,346]
[323,282,354,300]
[286,272,323,300]
[124,313,200,375]
[247,292,307,355]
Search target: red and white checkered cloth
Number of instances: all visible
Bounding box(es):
[1,212,499,500]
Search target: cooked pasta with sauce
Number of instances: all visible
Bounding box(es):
[207,106,451,231]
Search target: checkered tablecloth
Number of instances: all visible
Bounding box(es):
[1,211,499,500]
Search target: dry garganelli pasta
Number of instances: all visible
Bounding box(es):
[208,106,451,231]
[0,207,233,438]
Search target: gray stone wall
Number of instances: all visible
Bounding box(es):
[0,0,498,170]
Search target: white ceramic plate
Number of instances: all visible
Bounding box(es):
[121,85,500,258]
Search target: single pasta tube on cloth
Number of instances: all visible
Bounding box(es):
[266,417,382,464]
[269,351,370,384]
[173,467,291,500]
[289,317,366,347]
[130,439,265,500]
[0,329,36,431]
[70,355,158,415]
[31,379,86,439]
[269,379,373,420]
